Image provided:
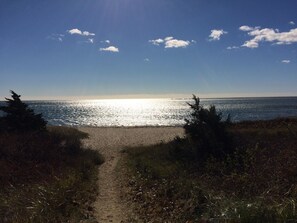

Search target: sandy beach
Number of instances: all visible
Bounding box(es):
[79,126,184,222]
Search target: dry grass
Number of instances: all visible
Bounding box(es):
[0,126,104,223]
[125,118,297,222]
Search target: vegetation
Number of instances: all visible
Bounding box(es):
[125,96,297,222]
[0,91,104,222]
[0,91,47,132]
[183,95,232,160]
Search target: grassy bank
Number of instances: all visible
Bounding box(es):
[0,126,104,223]
[125,118,297,222]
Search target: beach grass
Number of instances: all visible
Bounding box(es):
[0,126,104,222]
[125,118,297,222]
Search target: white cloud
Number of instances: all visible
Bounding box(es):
[149,36,190,48]
[165,39,190,48]
[191,40,197,43]
[209,29,227,41]
[67,28,95,36]
[105,40,110,44]
[240,26,297,48]
[88,38,94,44]
[99,46,119,52]
[239,25,260,31]
[226,46,239,50]
[144,58,150,62]
[68,28,81,35]
[289,21,295,25]
[282,60,290,63]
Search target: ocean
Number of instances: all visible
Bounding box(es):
[1,97,297,127]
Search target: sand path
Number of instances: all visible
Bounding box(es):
[79,127,184,223]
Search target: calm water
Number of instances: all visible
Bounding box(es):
[1,97,297,127]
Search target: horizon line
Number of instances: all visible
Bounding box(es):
[1,92,297,101]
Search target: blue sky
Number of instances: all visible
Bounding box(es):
[0,0,297,99]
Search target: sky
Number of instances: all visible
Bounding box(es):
[0,0,297,99]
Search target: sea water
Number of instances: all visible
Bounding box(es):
[1,97,297,127]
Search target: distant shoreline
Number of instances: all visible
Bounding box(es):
[54,125,185,129]
[0,96,297,103]
[1,95,297,102]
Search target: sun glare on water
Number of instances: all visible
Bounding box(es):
[84,98,164,108]
[71,99,178,126]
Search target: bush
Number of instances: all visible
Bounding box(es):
[0,90,47,132]
[183,95,233,160]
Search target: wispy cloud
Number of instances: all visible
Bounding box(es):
[149,36,190,48]
[289,21,295,25]
[149,38,164,46]
[87,38,94,44]
[101,40,111,44]
[282,60,291,63]
[67,28,95,36]
[227,46,239,50]
[99,46,119,52]
[82,31,95,36]
[144,58,150,62]
[209,29,227,41]
[242,40,259,48]
[47,33,64,42]
[240,25,297,48]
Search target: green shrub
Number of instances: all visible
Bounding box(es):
[183,95,233,160]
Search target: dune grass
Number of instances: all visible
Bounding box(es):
[0,126,104,223]
[125,118,297,222]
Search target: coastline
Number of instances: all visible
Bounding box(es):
[74,125,184,129]
[78,126,184,149]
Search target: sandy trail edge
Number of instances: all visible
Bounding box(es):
[79,127,184,222]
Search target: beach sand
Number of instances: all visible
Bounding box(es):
[79,127,184,222]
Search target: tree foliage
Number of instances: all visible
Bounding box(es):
[0,90,47,132]
[184,95,232,159]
